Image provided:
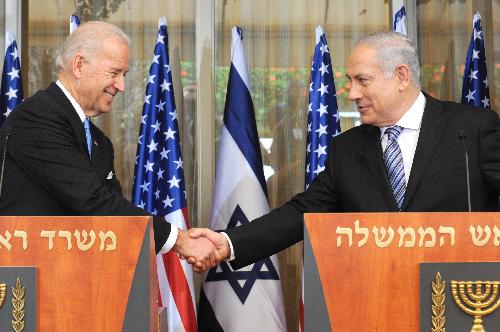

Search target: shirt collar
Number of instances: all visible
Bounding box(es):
[380,91,426,138]
[56,80,86,123]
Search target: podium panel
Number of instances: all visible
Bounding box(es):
[0,216,157,332]
[304,212,500,331]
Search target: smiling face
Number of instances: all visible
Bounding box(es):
[346,44,406,127]
[75,38,130,117]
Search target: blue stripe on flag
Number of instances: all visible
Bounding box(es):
[223,63,268,199]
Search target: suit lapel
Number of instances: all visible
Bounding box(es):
[361,125,399,210]
[89,124,104,166]
[46,83,90,158]
[402,94,451,209]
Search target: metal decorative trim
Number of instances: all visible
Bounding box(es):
[432,272,446,332]
[11,278,25,332]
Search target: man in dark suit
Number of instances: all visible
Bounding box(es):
[0,21,217,264]
[187,31,500,271]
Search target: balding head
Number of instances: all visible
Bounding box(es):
[56,21,130,73]
[356,31,420,88]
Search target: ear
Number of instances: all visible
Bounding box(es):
[396,64,411,91]
[72,54,86,79]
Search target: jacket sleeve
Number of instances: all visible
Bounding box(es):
[227,143,339,269]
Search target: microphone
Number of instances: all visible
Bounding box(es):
[0,127,12,201]
[458,130,471,212]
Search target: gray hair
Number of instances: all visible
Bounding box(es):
[56,21,130,72]
[357,31,420,87]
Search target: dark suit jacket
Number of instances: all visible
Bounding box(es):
[227,93,500,269]
[0,83,170,253]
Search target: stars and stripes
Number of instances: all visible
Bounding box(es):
[70,15,80,34]
[461,11,490,108]
[198,26,286,332]
[0,32,23,128]
[305,25,341,189]
[300,26,342,332]
[132,16,196,332]
[393,6,407,35]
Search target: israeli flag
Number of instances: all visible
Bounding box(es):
[393,6,407,36]
[69,15,80,34]
[198,27,286,332]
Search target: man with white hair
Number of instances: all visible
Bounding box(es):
[188,31,500,271]
[0,21,217,263]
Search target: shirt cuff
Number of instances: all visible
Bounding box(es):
[221,232,235,261]
[158,224,179,254]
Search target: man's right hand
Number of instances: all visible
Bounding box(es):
[185,228,230,272]
[172,229,221,271]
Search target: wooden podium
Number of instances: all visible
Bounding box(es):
[304,212,500,331]
[0,216,157,331]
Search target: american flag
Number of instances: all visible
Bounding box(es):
[0,32,23,128]
[132,16,196,332]
[70,15,80,34]
[461,11,490,108]
[300,25,341,332]
[305,25,341,189]
[393,6,407,35]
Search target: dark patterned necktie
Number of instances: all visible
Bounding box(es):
[384,126,405,210]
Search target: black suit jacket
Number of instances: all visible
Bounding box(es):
[0,83,170,253]
[227,93,500,269]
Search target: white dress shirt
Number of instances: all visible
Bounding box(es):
[56,80,86,122]
[380,92,426,185]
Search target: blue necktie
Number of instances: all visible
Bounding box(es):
[384,126,405,211]
[83,118,92,157]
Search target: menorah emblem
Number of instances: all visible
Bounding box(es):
[450,280,500,332]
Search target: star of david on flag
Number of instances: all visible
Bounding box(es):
[0,32,23,128]
[461,11,490,108]
[132,16,196,332]
[197,26,285,332]
[204,205,280,304]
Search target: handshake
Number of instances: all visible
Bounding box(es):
[173,228,231,272]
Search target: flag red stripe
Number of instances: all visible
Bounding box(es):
[181,207,190,228]
[163,252,196,332]
[157,286,163,308]
[299,299,304,332]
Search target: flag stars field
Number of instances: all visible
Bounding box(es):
[151,120,161,132]
[157,167,164,179]
[163,127,176,140]
[0,32,24,127]
[147,74,155,84]
[7,67,19,79]
[159,147,169,159]
[160,79,171,92]
[317,82,329,96]
[305,25,341,184]
[147,139,158,153]
[461,11,489,109]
